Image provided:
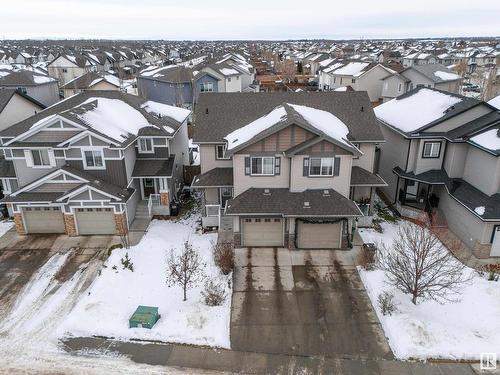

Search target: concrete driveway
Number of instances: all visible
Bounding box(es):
[231,247,393,360]
[0,230,119,317]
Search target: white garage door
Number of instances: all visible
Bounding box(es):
[242,218,283,247]
[23,207,65,234]
[297,221,342,249]
[75,207,116,235]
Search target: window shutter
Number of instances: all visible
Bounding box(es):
[244,157,250,175]
[274,157,280,175]
[303,157,309,176]
[334,156,341,176]
[24,150,33,167]
[48,149,56,167]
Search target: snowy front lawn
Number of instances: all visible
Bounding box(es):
[358,222,500,360]
[59,215,232,348]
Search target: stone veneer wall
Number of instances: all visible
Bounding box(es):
[13,213,25,235]
[160,192,170,206]
[64,214,77,236]
[114,213,128,235]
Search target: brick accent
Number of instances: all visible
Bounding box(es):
[13,213,25,235]
[288,234,296,250]
[115,213,128,236]
[64,214,77,236]
[160,192,170,206]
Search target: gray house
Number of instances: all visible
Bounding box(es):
[375,87,500,257]
[0,91,190,236]
[0,69,60,107]
[192,92,387,249]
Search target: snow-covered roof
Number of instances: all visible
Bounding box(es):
[218,68,240,76]
[488,95,500,110]
[374,88,463,133]
[433,71,461,81]
[469,128,500,153]
[141,100,190,124]
[330,62,370,77]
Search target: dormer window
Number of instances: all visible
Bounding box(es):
[216,144,229,160]
[138,138,153,153]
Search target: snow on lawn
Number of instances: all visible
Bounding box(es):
[0,219,14,238]
[59,215,232,348]
[358,222,500,360]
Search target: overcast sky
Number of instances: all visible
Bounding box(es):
[1,0,499,40]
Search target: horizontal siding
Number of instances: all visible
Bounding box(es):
[66,159,127,187]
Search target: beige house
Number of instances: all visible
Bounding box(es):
[192,92,387,249]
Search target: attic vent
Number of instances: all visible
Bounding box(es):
[263,188,271,196]
[360,106,364,112]
[93,180,100,185]
[323,190,330,196]
[303,201,310,208]
[445,105,456,113]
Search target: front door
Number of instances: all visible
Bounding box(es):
[491,225,500,257]
[143,178,155,198]
[220,187,233,209]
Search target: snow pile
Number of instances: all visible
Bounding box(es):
[358,222,500,360]
[141,100,190,123]
[474,206,486,216]
[289,104,351,147]
[0,220,13,238]
[330,62,369,77]
[470,129,500,152]
[433,71,461,81]
[488,95,500,110]
[225,105,287,150]
[77,98,153,142]
[60,217,231,348]
[374,88,463,132]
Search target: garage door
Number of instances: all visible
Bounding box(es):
[297,221,342,249]
[242,218,283,247]
[23,207,65,234]
[75,208,116,235]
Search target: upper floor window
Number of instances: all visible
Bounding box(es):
[200,82,213,93]
[31,149,51,167]
[138,138,153,153]
[228,77,232,82]
[17,87,27,95]
[62,68,68,73]
[251,156,274,175]
[83,149,104,169]
[309,157,334,176]
[422,141,441,158]
[352,78,356,84]
[216,144,229,160]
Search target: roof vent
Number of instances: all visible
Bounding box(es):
[205,108,209,114]
[303,201,310,208]
[323,189,330,196]
[263,188,271,196]
[360,106,364,112]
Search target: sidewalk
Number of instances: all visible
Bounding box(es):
[62,337,478,374]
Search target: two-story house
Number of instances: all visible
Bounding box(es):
[375,87,500,257]
[0,91,190,236]
[60,71,122,98]
[192,92,387,249]
[0,69,60,107]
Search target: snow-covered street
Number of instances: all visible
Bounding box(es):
[358,221,500,360]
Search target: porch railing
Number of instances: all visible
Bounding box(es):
[148,194,160,217]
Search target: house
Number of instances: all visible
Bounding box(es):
[47,54,98,86]
[402,52,437,68]
[381,64,462,102]
[0,88,45,132]
[137,66,194,108]
[375,87,500,257]
[0,91,190,236]
[0,69,60,107]
[60,71,122,98]
[192,92,387,249]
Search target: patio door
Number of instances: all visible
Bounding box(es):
[143,178,156,198]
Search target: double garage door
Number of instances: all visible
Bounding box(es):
[296,221,342,249]
[242,218,283,247]
[23,207,65,234]
[75,208,116,235]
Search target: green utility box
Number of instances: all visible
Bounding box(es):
[129,305,160,329]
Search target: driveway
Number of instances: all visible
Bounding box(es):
[231,247,393,360]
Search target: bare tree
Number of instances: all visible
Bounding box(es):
[378,220,471,305]
[166,240,205,301]
[481,67,496,101]
[278,59,297,84]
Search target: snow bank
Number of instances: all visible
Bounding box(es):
[77,98,153,142]
[470,128,500,152]
[474,206,486,216]
[141,100,190,123]
[60,217,231,348]
[358,222,500,360]
[374,88,462,132]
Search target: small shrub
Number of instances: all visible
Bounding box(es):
[477,264,500,281]
[213,241,234,275]
[108,243,123,256]
[121,252,134,272]
[374,202,398,223]
[358,246,377,270]
[378,291,398,316]
[202,279,227,306]
[372,218,383,233]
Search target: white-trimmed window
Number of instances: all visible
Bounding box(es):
[138,138,153,153]
[200,82,213,93]
[251,157,274,175]
[31,149,50,167]
[216,144,229,160]
[1,179,12,194]
[83,149,104,169]
[309,157,334,176]
[422,141,441,158]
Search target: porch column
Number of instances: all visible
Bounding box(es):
[159,178,170,206]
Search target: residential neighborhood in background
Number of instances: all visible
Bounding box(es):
[0,32,499,375]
